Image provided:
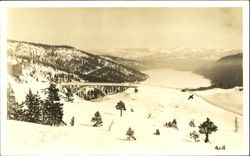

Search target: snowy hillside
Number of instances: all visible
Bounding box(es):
[193,87,243,116]
[7,40,148,83]
[5,40,245,155]
[5,77,244,155]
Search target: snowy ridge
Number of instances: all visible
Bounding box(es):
[7,40,148,83]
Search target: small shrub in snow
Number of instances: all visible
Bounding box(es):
[70,116,75,126]
[189,131,199,142]
[148,113,151,119]
[154,129,160,135]
[198,118,218,143]
[165,120,178,130]
[115,101,126,117]
[130,108,134,112]
[172,119,177,125]
[91,111,103,127]
[189,119,196,127]
[134,88,138,93]
[126,127,136,140]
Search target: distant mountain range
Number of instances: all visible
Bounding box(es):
[89,47,242,71]
[7,40,148,83]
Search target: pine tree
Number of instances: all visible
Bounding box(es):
[65,87,74,102]
[42,99,53,125]
[7,86,24,121]
[24,89,43,123]
[115,100,126,117]
[91,111,103,127]
[189,119,196,127]
[198,118,218,143]
[134,88,138,93]
[70,116,75,126]
[126,127,136,140]
[46,83,60,101]
[172,119,177,125]
[190,131,199,142]
[43,83,64,126]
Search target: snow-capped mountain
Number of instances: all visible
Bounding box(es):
[89,47,242,71]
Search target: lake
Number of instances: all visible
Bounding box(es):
[142,68,211,89]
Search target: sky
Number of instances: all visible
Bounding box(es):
[7,7,242,50]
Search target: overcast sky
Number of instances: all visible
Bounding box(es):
[7,7,242,50]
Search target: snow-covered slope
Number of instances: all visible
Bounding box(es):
[5,84,243,155]
[193,87,243,116]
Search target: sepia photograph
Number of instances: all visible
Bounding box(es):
[0,1,249,155]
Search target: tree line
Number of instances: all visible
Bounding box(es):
[7,83,64,126]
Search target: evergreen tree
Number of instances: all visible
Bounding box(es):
[46,83,60,101]
[190,131,199,142]
[65,88,74,102]
[198,118,218,143]
[134,88,138,93]
[43,83,64,126]
[70,116,75,126]
[126,127,136,140]
[115,100,126,117]
[91,111,103,127]
[172,119,177,125]
[189,119,196,127]
[24,89,43,123]
[7,86,24,121]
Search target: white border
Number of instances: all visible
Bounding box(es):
[0,1,249,155]
[0,1,249,7]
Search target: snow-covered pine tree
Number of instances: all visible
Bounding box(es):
[115,100,126,117]
[126,127,136,140]
[91,111,103,127]
[65,87,74,102]
[70,116,75,126]
[24,89,43,123]
[198,117,218,143]
[7,85,24,121]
